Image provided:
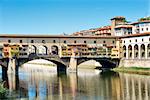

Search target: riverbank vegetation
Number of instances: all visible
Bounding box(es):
[113,67,150,75]
[0,81,8,98]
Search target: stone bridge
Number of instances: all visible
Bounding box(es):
[0,54,120,75]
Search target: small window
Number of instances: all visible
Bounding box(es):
[142,38,144,42]
[129,40,131,42]
[42,40,45,43]
[20,40,23,43]
[141,28,144,31]
[112,41,115,44]
[103,40,106,43]
[103,44,107,46]
[146,28,148,31]
[94,41,96,44]
[124,41,125,43]
[135,39,137,42]
[53,40,56,43]
[74,40,76,43]
[64,40,66,43]
[84,41,86,43]
[8,40,11,43]
[31,40,34,43]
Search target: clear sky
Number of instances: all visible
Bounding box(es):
[0,0,149,35]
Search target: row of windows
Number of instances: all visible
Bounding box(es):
[7,40,115,44]
[124,38,150,43]
[141,27,149,31]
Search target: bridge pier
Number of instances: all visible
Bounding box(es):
[7,58,19,75]
[7,58,16,75]
[68,57,77,73]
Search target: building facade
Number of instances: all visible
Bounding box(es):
[0,35,117,58]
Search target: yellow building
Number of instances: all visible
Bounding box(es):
[10,44,20,58]
[3,44,20,58]
[111,40,122,58]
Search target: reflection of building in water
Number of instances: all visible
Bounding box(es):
[4,68,150,100]
[18,71,78,100]
[77,71,150,100]
[119,73,150,100]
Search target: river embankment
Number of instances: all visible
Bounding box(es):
[113,59,150,75]
[113,67,150,75]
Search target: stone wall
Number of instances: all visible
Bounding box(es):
[119,59,150,68]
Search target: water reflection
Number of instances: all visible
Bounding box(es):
[1,65,150,100]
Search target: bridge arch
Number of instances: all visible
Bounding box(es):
[77,58,118,69]
[78,60,101,69]
[18,54,67,73]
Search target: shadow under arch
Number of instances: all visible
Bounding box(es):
[18,54,67,74]
[77,58,119,69]
[77,59,101,69]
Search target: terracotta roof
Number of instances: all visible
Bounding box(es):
[0,34,117,39]
[97,26,111,31]
[115,25,133,29]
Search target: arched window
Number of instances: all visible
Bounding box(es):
[38,45,47,55]
[141,44,145,58]
[128,45,132,59]
[123,45,126,58]
[51,45,59,55]
[148,44,150,58]
[29,45,36,54]
[134,44,138,58]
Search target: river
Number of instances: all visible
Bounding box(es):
[0,64,150,100]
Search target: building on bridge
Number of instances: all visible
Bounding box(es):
[0,35,117,59]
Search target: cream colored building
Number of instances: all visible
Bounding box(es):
[121,33,150,59]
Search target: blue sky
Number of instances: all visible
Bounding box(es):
[0,0,149,35]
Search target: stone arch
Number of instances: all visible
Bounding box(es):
[123,45,126,58]
[51,45,59,55]
[29,45,37,54]
[141,44,145,59]
[38,45,48,55]
[77,58,118,69]
[134,44,138,59]
[78,60,101,69]
[147,44,150,58]
[19,55,67,73]
[128,45,132,59]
